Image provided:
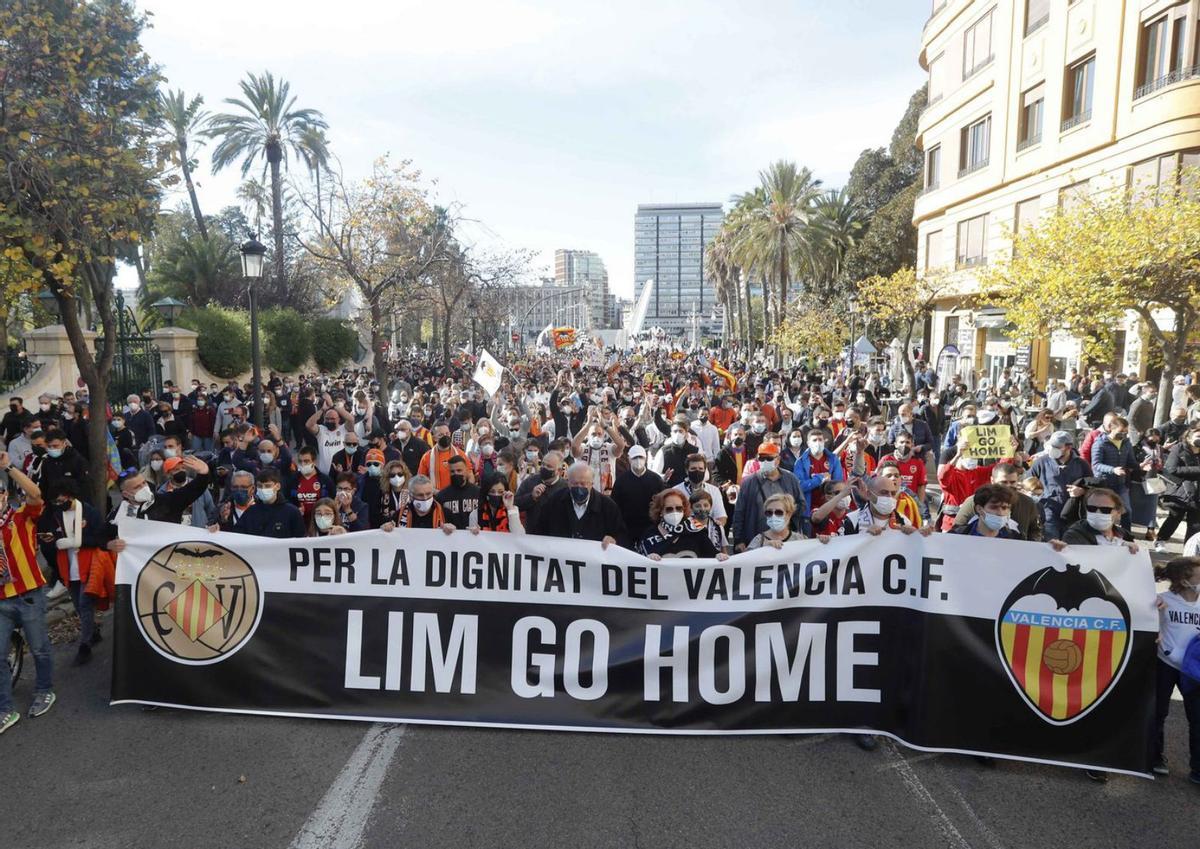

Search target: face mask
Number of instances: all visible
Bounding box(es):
[570,485,590,505]
[298,462,315,476]
[963,416,977,426]
[808,440,825,455]
[39,402,51,411]
[450,473,466,488]
[315,514,334,531]
[1047,446,1064,460]
[961,457,979,470]
[895,446,911,458]
[46,447,63,459]
[1086,511,1114,531]
[437,435,451,449]
[413,497,434,513]
[868,433,886,446]
[128,402,140,411]
[228,489,250,507]
[367,465,383,477]
[171,471,188,486]
[630,458,646,474]
[112,420,124,430]
[257,487,276,504]
[663,510,684,526]
[752,423,766,434]
[981,512,1007,531]
[133,484,154,504]
[525,450,539,462]
[670,432,685,446]
[686,469,706,485]
[389,475,404,488]
[837,496,852,511]
[487,493,504,509]
[766,515,787,532]
[344,444,359,454]
[588,436,604,450]
[732,437,745,447]
[196,398,207,408]
[1110,434,1125,446]
[256,451,276,465]
[874,495,897,514]
[759,460,776,474]
[789,435,804,447]
[539,467,556,483]
[150,459,163,472]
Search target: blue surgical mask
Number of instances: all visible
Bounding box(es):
[46,447,64,459]
[570,485,590,505]
[981,512,1007,531]
[766,515,787,532]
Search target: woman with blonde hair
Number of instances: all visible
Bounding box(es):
[747,494,799,550]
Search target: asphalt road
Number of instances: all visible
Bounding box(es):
[6,613,1197,849]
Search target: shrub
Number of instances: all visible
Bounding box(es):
[311,317,359,372]
[180,306,251,378]
[262,308,311,374]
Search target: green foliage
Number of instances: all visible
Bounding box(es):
[310,317,358,372]
[144,218,243,310]
[262,308,310,372]
[840,182,920,285]
[180,306,251,378]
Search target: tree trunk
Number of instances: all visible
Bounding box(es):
[742,271,753,352]
[370,299,387,381]
[268,141,286,287]
[180,136,208,241]
[440,307,453,378]
[1155,312,1193,424]
[901,324,917,396]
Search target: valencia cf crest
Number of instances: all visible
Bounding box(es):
[134,541,262,665]
[995,563,1131,725]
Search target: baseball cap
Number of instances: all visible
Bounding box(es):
[163,456,185,474]
[757,443,780,459]
[977,410,1000,425]
[1047,430,1074,448]
[627,445,647,460]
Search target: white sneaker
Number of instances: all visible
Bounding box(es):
[45,583,68,601]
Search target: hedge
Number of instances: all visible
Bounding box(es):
[262,308,311,373]
[311,317,359,372]
[179,306,251,378]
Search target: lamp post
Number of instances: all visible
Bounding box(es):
[469,296,478,355]
[239,234,267,429]
[150,296,187,327]
[847,296,859,371]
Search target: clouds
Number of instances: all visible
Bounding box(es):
[136,0,925,297]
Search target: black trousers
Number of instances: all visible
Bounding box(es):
[1152,659,1200,776]
[1157,507,1200,546]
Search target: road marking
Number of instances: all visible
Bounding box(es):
[875,751,942,770]
[884,741,972,849]
[931,764,1006,849]
[290,723,406,849]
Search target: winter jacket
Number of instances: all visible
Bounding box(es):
[793,450,845,513]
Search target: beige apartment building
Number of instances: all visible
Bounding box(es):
[914,0,1200,386]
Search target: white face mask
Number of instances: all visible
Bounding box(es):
[759,460,776,474]
[837,496,852,511]
[257,487,276,504]
[589,436,604,450]
[315,514,334,531]
[1086,511,1114,531]
[630,458,646,474]
[413,497,434,514]
[150,460,163,472]
[961,457,979,470]
[874,495,897,514]
[663,510,685,527]
[133,484,154,504]
[752,423,766,434]
[480,444,494,457]
[671,432,685,446]
[1047,445,1064,460]
[389,475,404,488]
[298,463,315,475]
[808,440,825,455]
[789,435,804,447]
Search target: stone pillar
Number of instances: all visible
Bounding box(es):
[149,327,200,389]
[23,323,96,393]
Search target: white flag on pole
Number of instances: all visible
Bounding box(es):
[472,348,504,396]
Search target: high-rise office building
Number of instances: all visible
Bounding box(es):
[554,249,611,329]
[633,203,724,336]
[916,0,1200,384]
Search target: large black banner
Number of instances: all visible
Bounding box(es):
[112,518,1158,776]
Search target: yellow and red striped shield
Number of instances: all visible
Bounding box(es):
[995,564,1131,725]
[165,579,229,642]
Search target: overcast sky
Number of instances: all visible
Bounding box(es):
[132,0,926,297]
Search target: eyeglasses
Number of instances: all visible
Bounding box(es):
[764,509,788,518]
[1085,505,1116,515]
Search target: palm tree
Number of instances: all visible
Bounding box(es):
[297,126,331,223]
[705,229,739,348]
[158,89,210,240]
[237,178,270,235]
[206,71,329,285]
[731,162,822,337]
[807,188,868,299]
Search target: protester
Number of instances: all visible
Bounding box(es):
[227,469,305,539]
[610,445,664,541]
[638,489,723,559]
[1149,557,1200,781]
[1159,425,1200,548]
[470,477,525,534]
[308,497,347,537]
[528,462,626,548]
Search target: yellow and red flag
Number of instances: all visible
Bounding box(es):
[710,359,737,392]
[551,327,577,349]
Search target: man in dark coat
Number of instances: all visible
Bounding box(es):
[529,462,627,549]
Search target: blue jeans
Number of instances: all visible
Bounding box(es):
[191,435,214,453]
[0,586,54,713]
[68,580,95,646]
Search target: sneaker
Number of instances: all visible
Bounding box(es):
[854,734,879,752]
[72,644,92,666]
[89,629,103,646]
[28,691,55,718]
[1152,758,1169,776]
[1085,769,1109,783]
[0,710,18,735]
[45,583,68,602]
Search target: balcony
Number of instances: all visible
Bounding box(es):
[919,182,941,197]
[962,55,994,83]
[1134,64,1200,101]
[955,255,988,270]
[958,158,989,179]
[1015,133,1042,153]
[1024,14,1049,37]
[1061,110,1091,132]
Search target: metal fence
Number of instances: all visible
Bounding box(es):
[1,343,40,394]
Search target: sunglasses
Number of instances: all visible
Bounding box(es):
[764,509,788,518]
[1085,505,1116,515]
[366,463,383,469]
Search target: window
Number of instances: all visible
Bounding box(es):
[1132,150,1200,204]
[1025,0,1050,36]
[1059,180,1089,212]
[925,230,943,270]
[956,214,988,268]
[1018,84,1044,150]
[1135,4,1195,98]
[963,9,995,79]
[925,145,942,190]
[959,115,991,176]
[929,54,945,103]
[1013,197,1039,256]
[1062,54,1095,130]
[944,315,961,350]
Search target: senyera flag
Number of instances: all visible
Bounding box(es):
[110,519,1158,777]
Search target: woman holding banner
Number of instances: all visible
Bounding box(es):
[638,489,723,559]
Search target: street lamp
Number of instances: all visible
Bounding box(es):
[239,234,267,429]
[150,296,187,327]
[469,296,479,355]
[36,288,59,320]
[847,296,860,370]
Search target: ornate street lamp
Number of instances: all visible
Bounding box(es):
[36,288,59,320]
[150,296,187,327]
[240,234,268,429]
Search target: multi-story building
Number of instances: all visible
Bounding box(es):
[502,279,590,344]
[633,203,724,337]
[915,0,1200,385]
[554,249,612,329]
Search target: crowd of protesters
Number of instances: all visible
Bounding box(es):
[1,348,1198,785]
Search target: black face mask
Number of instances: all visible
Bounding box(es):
[171,471,188,485]
[437,435,451,449]
[450,473,466,488]
[732,437,744,447]
[488,493,503,509]
[687,470,706,484]
[539,467,556,483]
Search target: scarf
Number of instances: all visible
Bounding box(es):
[60,500,83,549]
[581,442,614,492]
[0,504,14,585]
